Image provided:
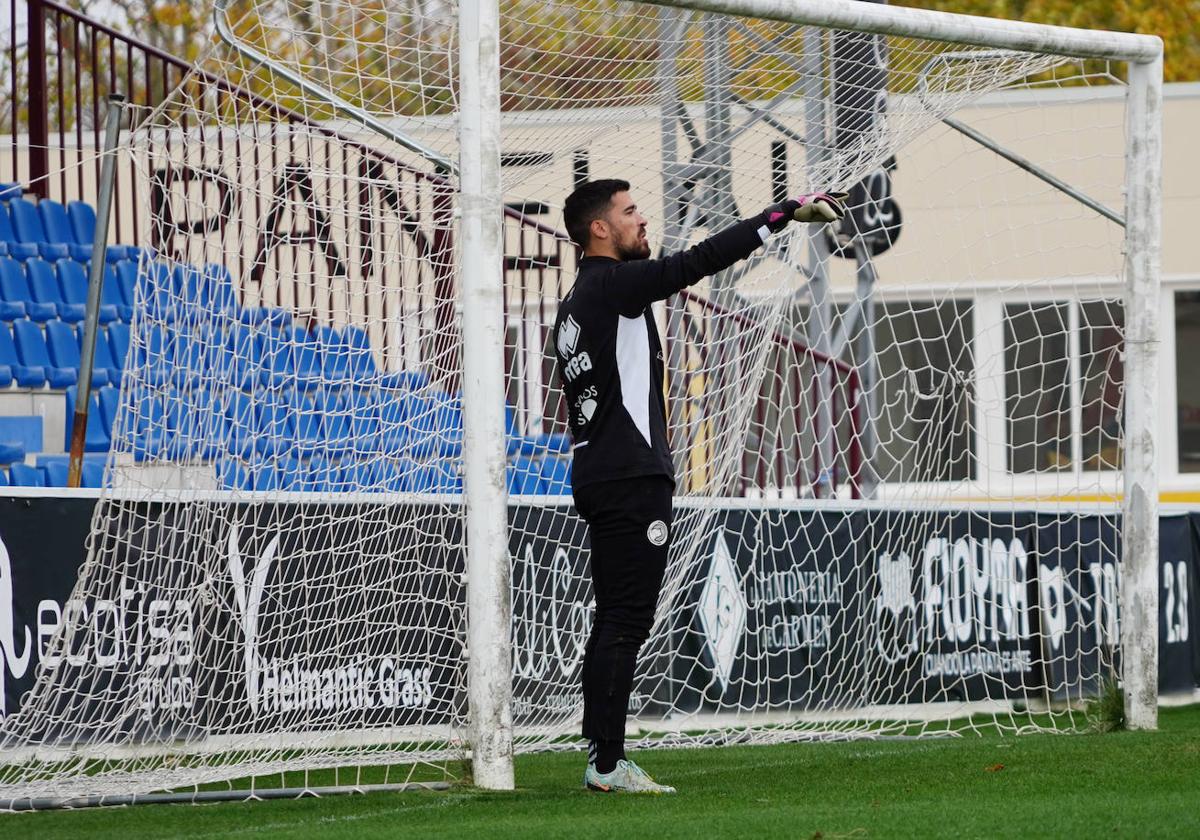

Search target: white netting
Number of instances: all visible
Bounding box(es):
[0,0,1140,806]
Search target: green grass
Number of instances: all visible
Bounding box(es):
[11,705,1200,839]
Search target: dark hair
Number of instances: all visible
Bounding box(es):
[563,179,630,248]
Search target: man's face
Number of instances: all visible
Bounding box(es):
[600,191,650,260]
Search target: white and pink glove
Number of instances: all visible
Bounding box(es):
[762,191,848,232]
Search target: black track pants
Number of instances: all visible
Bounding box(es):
[573,475,673,743]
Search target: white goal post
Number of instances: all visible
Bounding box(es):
[0,0,1162,808]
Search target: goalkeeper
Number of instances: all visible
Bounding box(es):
[553,179,844,794]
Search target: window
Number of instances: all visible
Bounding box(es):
[1177,291,1200,473]
[1004,300,1122,474]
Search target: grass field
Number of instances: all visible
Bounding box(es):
[10,704,1200,839]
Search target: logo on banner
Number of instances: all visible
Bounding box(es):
[228,526,278,713]
[226,524,434,715]
[873,550,919,665]
[0,538,32,717]
[698,536,746,690]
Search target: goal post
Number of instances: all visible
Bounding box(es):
[0,0,1165,809]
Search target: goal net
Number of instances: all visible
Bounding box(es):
[0,0,1161,807]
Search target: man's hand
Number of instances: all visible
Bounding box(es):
[762,191,848,232]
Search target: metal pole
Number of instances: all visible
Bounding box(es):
[458,0,514,789]
[27,0,49,197]
[1120,51,1163,731]
[67,94,124,489]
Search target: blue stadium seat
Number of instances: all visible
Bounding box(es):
[12,319,73,387]
[540,456,572,495]
[106,321,130,374]
[381,369,430,392]
[164,388,221,461]
[251,459,284,492]
[429,459,462,493]
[319,389,354,455]
[0,416,41,453]
[507,456,545,495]
[38,200,93,261]
[9,462,45,487]
[349,389,391,455]
[0,257,25,320]
[137,261,178,323]
[288,389,323,457]
[0,184,21,200]
[96,263,132,322]
[344,325,380,383]
[254,392,293,458]
[0,322,45,387]
[258,324,295,389]
[316,325,352,387]
[7,198,69,260]
[45,319,109,387]
[96,385,120,437]
[0,257,55,322]
[343,459,381,492]
[185,264,238,318]
[216,322,262,392]
[42,459,69,487]
[0,440,23,465]
[215,457,251,491]
[131,388,169,461]
[297,454,338,492]
[80,459,105,488]
[0,466,7,486]
[218,389,254,459]
[56,259,118,324]
[26,258,81,322]
[64,385,111,452]
[169,329,208,389]
[79,323,122,388]
[132,323,174,388]
[65,201,131,263]
[408,390,463,458]
[113,260,138,311]
[376,389,409,454]
[377,459,409,492]
[290,327,324,391]
[0,203,37,260]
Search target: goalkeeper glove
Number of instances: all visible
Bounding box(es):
[761,191,848,233]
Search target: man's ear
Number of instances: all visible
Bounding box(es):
[589,217,609,242]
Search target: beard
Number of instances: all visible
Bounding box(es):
[616,232,651,261]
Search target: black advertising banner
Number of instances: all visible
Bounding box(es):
[2,496,1199,726]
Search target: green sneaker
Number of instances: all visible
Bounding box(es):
[584,759,676,794]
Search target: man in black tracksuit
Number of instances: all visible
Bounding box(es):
[555,179,844,794]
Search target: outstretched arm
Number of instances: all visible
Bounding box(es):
[602,192,846,317]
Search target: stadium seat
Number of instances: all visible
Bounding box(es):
[381,369,430,392]
[131,389,168,461]
[344,325,380,383]
[80,459,105,488]
[137,261,178,323]
[0,466,7,486]
[258,324,295,389]
[195,264,238,317]
[288,389,324,457]
[9,462,45,487]
[291,327,324,391]
[407,390,463,458]
[540,455,572,495]
[316,325,353,386]
[38,199,93,261]
[343,459,381,492]
[349,389,386,455]
[42,459,69,487]
[216,322,262,392]
[298,454,338,492]
[96,385,120,437]
[223,390,258,459]
[0,439,23,465]
[0,203,37,260]
[56,259,118,324]
[0,257,55,321]
[0,183,21,201]
[164,388,220,461]
[66,201,133,263]
[319,389,354,455]
[96,263,133,322]
[6,198,68,260]
[64,385,111,452]
[507,456,544,495]
[26,258,81,322]
[79,322,122,388]
[106,322,131,375]
[215,458,251,491]
[254,392,294,458]
[12,319,73,388]
[0,358,11,389]
[0,416,40,454]
[0,322,46,387]
[169,330,208,389]
[45,319,109,387]
[519,432,572,456]
[113,260,139,311]
[134,323,174,388]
